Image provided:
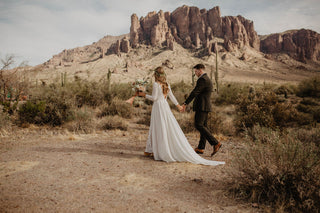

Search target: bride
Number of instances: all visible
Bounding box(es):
[138,67,224,166]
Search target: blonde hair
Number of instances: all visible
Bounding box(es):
[154,66,169,96]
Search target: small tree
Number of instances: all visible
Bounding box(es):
[0,54,29,104]
[0,54,15,102]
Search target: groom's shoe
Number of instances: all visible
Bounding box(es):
[144,152,153,157]
[211,142,222,157]
[194,148,204,154]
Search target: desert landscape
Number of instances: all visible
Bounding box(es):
[1,4,320,213]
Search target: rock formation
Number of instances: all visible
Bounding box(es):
[108,37,131,55]
[44,34,127,68]
[43,5,320,69]
[129,5,260,52]
[260,29,320,62]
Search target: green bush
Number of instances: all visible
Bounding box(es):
[18,100,46,125]
[215,83,250,105]
[18,100,73,126]
[235,91,315,132]
[296,76,320,98]
[228,127,320,212]
[111,83,137,101]
[0,107,11,129]
[73,81,104,107]
[236,92,277,131]
[297,98,320,122]
[98,98,133,119]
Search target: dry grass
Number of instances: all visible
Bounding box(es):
[99,115,129,131]
[98,98,133,119]
[228,126,320,212]
[64,107,96,134]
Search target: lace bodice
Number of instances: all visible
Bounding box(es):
[146,82,179,105]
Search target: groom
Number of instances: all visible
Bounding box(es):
[181,64,222,156]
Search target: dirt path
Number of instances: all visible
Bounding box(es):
[0,122,256,213]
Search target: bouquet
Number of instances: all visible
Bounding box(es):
[126,77,150,105]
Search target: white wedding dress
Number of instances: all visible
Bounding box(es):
[145,82,225,166]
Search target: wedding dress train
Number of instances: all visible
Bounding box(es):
[145,82,225,166]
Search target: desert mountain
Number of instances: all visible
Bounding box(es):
[260,29,320,63]
[23,5,319,85]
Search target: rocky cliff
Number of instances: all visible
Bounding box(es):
[43,5,320,68]
[260,29,320,63]
[44,34,127,68]
[129,5,260,52]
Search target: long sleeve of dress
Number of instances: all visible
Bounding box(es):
[146,82,159,102]
[168,86,178,106]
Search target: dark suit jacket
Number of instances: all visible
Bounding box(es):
[184,73,213,112]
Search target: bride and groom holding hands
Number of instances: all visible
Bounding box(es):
[138,64,224,166]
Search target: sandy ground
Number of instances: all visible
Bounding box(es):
[0,121,258,213]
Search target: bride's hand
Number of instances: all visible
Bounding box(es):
[138,91,146,97]
[176,104,183,112]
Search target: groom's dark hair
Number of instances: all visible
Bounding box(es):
[193,64,205,70]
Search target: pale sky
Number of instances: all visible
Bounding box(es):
[1,0,319,66]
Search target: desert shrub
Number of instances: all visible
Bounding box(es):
[171,80,193,94]
[207,110,223,134]
[272,103,301,128]
[111,83,135,101]
[0,107,11,129]
[98,98,133,119]
[174,111,195,133]
[293,128,320,147]
[241,125,280,144]
[174,110,223,134]
[296,76,320,98]
[1,100,18,115]
[274,84,295,96]
[300,98,319,106]
[296,98,320,122]
[235,91,314,132]
[99,116,128,131]
[228,127,320,212]
[66,107,95,133]
[73,81,104,107]
[236,92,277,131]
[136,106,152,126]
[215,83,250,105]
[18,100,46,125]
[274,85,295,99]
[170,81,194,104]
[18,100,73,126]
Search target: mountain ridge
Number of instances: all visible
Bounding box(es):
[17,5,319,86]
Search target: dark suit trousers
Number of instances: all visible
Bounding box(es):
[195,111,219,149]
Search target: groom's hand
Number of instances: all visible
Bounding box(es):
[181,104,186,112]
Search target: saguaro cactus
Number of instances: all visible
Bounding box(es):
[214,42,219,94]
[61,72,67,87]
[191,68,195,87]
[107,68,112,92]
